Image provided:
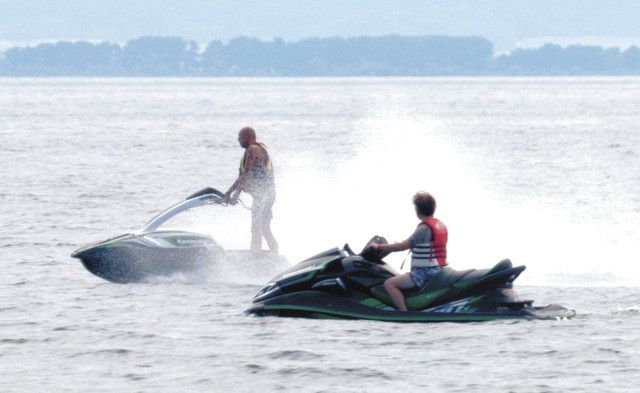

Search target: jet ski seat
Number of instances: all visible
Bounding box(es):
[370,259,515,310]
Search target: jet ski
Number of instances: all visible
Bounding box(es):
[72,187,288,283]
[247,236,575,322]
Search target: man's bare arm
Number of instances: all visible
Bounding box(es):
[243,145,262,171]
[225,176,243,198]
[225,145,261,197]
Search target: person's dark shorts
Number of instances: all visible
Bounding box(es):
[251,190,275,224]
[409,266,442,288]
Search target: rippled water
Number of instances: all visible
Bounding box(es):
[1,78,640,392]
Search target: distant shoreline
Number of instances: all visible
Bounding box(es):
[2,35,639,77]
[3,75,640,79]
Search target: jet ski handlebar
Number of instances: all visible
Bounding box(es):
[359,235,391,264]
[141,187,247,233]
[187,187,250,210]
[186,187,226,200]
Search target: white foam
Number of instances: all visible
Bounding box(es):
[272,112,640,286]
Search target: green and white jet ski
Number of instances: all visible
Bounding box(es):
[72,188,287,283]
[247,237,575,322]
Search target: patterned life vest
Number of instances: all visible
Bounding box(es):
[239,142,274,194]
[411,217,448,268]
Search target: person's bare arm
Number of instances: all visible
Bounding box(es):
[375,239,411,253]
[226,176,242,197]
[243,144,263,171]
[225,145,262,198]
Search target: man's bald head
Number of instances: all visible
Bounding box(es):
[238,126,257,148]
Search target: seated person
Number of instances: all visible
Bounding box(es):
[373,192,448,311]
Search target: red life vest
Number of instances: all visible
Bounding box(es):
[421,217,448,267]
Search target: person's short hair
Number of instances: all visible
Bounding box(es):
[413,192,436,216]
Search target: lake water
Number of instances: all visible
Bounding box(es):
[1,78,639,392]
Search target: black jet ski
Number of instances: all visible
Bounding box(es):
[72,188,288,283]
[247,236,575,322]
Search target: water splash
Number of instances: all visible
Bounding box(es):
[273,113,640,286]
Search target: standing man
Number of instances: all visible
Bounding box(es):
[225,127,279,253]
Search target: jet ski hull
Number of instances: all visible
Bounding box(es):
[248,291,576,322]
[72,231,290,283]
[72,232,218,283]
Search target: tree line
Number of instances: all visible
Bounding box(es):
[1,35,639,76]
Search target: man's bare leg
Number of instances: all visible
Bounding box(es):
[383,273,417,311]
[262,221,279,253]
[251,223,263,252]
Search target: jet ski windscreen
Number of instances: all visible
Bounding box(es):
[360,235,390,263]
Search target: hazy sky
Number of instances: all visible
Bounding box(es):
[2,0,640,51]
